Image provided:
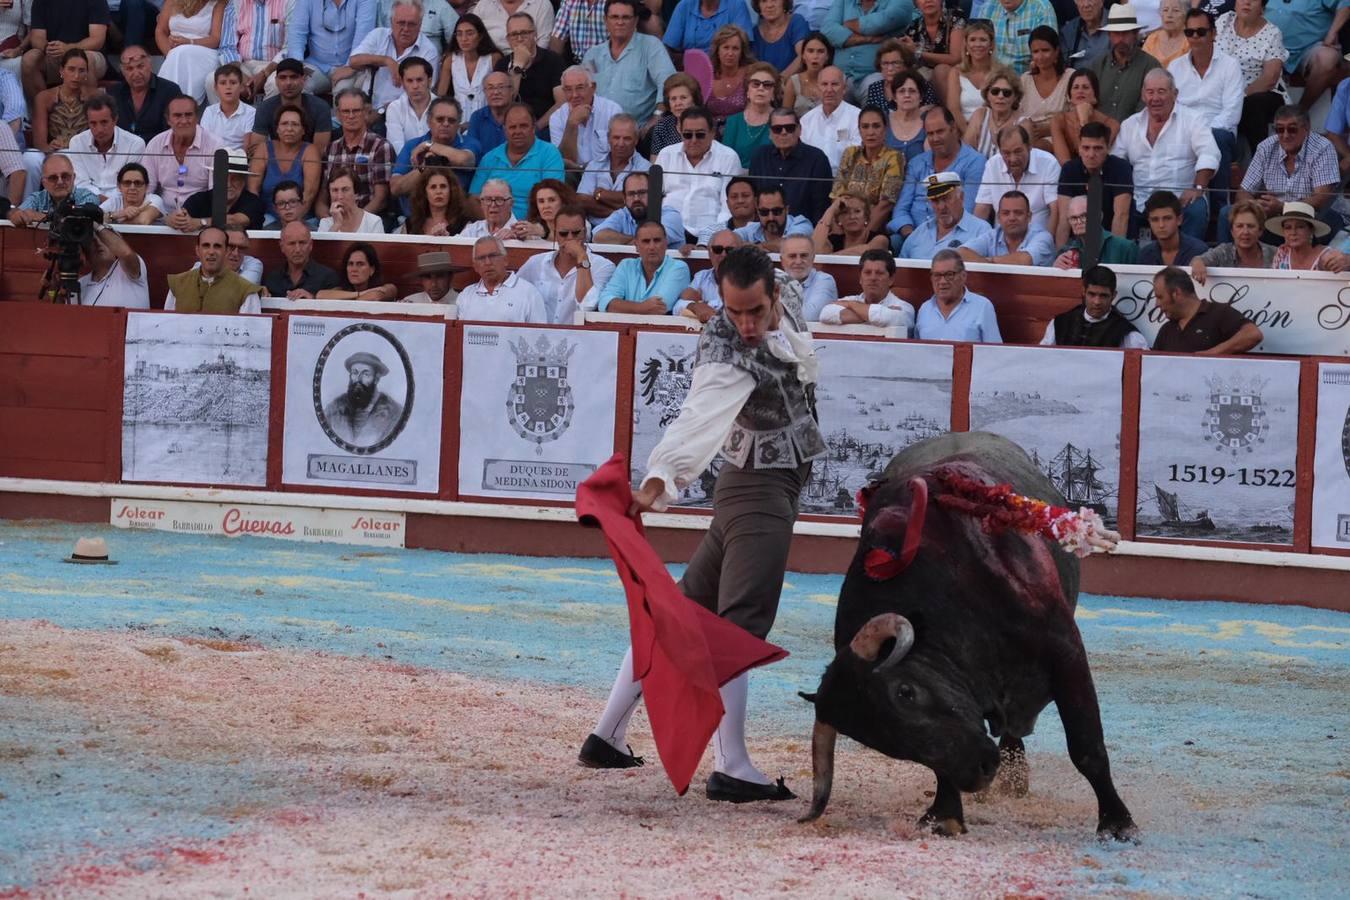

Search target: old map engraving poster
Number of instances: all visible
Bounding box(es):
[1311,362,1350,550]
[282,315,446,493]
[1135,355,1300,544]
[970,345,1123,525]
[122,312,271,486]
[459,325,619,501]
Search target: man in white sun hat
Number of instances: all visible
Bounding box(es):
[1090,3,1161,123]
[170,151,266,232]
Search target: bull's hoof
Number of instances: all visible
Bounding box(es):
[918,813,967,836]
[1097,815,1140,844]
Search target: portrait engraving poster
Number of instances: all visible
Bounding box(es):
[123,312,272,486]
[1311,362,1350,550]
[282,315,445,493]
[806,339,954,517]
[458,325,619,501]
[630,330,710,508]
[1135,355,1300,545]
[970,345,1123,526]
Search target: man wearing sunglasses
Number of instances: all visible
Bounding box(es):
[1169,8,1242,206]
[654,106,745,241]
[593,169,686,247]
[1233,105,1343,242]
[676,229,741,323]
[732,184,813,252]
[517,204,619,322]
[9,154,99,227]
[748,108,832,222]
[391,96,480,214]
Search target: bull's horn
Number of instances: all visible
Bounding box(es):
[798,719,837,823]
[849,612,914,663]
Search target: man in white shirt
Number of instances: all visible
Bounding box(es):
[458,236,548,323]
[779,234,838,322]
[76,223,150,308]
[549,66,622,171]
[460,178,518,239]
[1041,264,1148,348]
[974,124,1062,235]
[199,64,258,151]
[516,205,616,323]
[384,56,436,152]
[317,169,387,233]
[676,230,741,323]
[333,0,441,111]
[1111,67,1219,240]
[1168,8,1242,202]
[798,66,861,169]
[817,248,915,333]
[581,246,820,804]
[654,107,745,241]
[401,250,460,304]
[68,93,146,201]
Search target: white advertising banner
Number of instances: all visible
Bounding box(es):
[282,315,446,493]
[807,339,954,517]
[1135,355,1301,544]
[970,345,1124,526]
[630,330,710,507]
[1311,363,1350,550]
[122,312,271,486]
[458,325,619,501]
[111,498,406,547]
[1108,265,1350,357]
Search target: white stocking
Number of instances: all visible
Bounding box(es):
[593,646,644,751]
[713,673,769,784]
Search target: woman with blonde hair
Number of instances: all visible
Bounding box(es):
[722,61,780,165]
[964,69,1022,157]
[648,73,704,158]
[813,191,890,255]
[707,25,755,130]
[945,18,998,131]
[1142,0,1190,67]
[1190,200,1276,284]
[155,0,226,102]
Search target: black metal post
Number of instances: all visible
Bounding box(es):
[646,165,662,224]
[211,148,229,229]
[1082,171,1104,271]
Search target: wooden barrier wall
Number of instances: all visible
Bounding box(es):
[3,303,1345,562]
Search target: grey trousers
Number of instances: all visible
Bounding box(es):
[677,461,810,640]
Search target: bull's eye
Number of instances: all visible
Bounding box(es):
[896,683,916,702]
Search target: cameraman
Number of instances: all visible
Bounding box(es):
[76,222,150,308]
[390,97,479,216]
[9,154,100,227]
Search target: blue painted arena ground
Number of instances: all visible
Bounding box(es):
[1,520,1347,897]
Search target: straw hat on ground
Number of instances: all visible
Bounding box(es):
[63,536,117,565]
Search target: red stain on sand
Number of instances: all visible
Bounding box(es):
[172,847,229,865]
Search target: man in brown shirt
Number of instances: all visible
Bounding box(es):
[1151,266,1262,354]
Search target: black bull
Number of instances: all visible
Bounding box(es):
[802,432,1137,840]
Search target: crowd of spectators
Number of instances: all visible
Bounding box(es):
[0,0,1346,353]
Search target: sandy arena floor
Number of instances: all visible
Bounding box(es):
[0,521,1347,898]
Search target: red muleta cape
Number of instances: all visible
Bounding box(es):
[575,455,789,795]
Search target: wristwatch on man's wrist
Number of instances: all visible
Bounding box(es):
[578,259,591,269]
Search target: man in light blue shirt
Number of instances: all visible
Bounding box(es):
[662,0,754,56]
[956,191,1057,267]
[914,250,1003,343]
[889,106,986,239]
[286,0,378,93]
[598,220,693,313]
[899,172,992,259]
[732,184,814,249]
[779,234,839,322]
[676,229,740,321]
[1326,71,1350,177]
[592,170,686,247]
[468,103,566,219]
[1263,0,1350,111]
[821,0,913,83]
[583,0,675,121]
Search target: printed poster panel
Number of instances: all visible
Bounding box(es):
[1135,355,1300,544]
[630,330,711,507]
[1311,363,1350,550]
[970,345,1123,526]
[458,325,619,501]
[807,340,955,516]
[282,315,445,493]
[122,312,271,486]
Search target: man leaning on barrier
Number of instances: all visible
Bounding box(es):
[1150,266,1262,355]
[263,221,341,299]
[1040,264,1148,349]
[816,248,915,334]
[517,205,617,324]
[913,249,1003,343]
[10,154,99,227]
[597,219,692,316]
[165,226,262,315]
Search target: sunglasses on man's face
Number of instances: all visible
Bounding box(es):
[770,123,797,134]
[1273,125,1302,135]
[757,207,785,217]
[1182,27,1210,37]
[709,244,735,254]
[556,228,585,238]
[681,130,709,140]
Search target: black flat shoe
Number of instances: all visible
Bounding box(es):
[705,772,796,803]
[578,734,645,769]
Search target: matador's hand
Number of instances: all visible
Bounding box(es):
[628,478,666,516]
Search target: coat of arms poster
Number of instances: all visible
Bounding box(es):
[1135,355,1300,544]
[629,330,709,507]
[122,312,272,486]
[281,315,446,493]
[1311,362,1350,550]
[458,325,619,501]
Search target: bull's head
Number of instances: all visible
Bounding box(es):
[801,613,1000,823]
